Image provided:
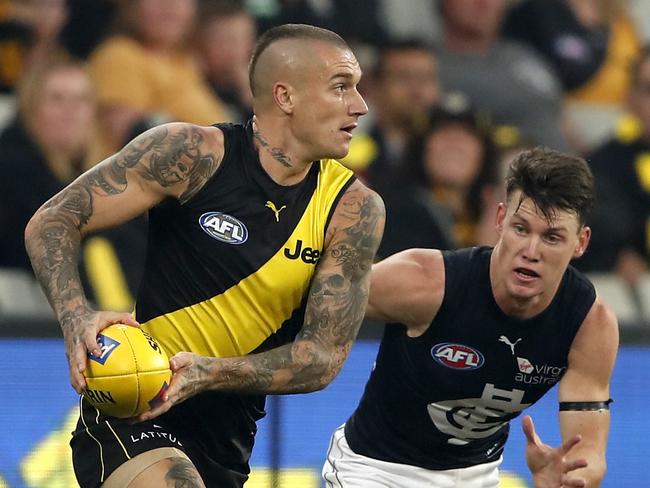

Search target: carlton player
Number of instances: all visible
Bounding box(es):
[324,147,618,488]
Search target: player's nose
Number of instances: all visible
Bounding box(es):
[523,235,541,261]
[350,89,368,116]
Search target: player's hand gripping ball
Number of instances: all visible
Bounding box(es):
[83,324,171,418]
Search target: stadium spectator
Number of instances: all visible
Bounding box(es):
[0,0,68,94]
[579,46,650,285]
[342,39,440,187]
[503,0,642,149]
[0,57,96,272]
[88,0,229,155]
[0,56,146,309]
[60,0,118,59]
[378,99,497,258]
[197,0,256,123]
[436,0,571,151]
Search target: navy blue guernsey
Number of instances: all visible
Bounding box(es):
[345,246,596,470]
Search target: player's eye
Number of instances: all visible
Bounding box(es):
[545,234,560,244]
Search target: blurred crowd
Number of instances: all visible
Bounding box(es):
[1,0,650,318]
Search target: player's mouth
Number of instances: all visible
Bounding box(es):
[514,267,540,282]
[340,123,357,137]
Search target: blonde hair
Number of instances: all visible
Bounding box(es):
[16,53,102,171]
[17,52,91,129]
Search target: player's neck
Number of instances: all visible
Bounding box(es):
[252,117,314,186]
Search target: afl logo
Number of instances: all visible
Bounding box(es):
[199,212,248,245]
[431,342,484,370]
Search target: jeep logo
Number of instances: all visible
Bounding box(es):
[284,239,320,264]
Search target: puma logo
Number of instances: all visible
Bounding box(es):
[265,201,287,222]
[498,335,522,355]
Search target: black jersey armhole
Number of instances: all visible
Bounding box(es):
[322,173,357,241]
[435,247,484,323]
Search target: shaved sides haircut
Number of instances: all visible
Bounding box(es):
[248,24,350,96]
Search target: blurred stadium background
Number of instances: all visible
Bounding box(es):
[2,0,650,486]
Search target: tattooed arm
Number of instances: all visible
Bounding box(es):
[24,123,224,392]
[139,180,384,419]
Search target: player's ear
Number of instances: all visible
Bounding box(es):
[573,225,591,258]
[495,202,507,235]
[273,82,294,114]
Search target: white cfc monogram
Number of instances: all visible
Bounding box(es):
[427,383,531,445]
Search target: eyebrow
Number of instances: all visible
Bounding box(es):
[330,72,356,82]
[545,226,568,234]
[512,213,568,233]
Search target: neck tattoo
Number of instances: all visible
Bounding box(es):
[253,126,293,168]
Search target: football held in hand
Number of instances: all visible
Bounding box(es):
[83,324,171,418]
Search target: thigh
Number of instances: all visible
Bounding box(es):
[72,397,188,488]
[102,449,206,488]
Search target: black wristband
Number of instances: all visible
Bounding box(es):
[559,399,613,411]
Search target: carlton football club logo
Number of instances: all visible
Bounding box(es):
[431,342,485,370]
[199,212,248,245]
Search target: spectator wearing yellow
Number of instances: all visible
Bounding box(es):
[88,0,230,155]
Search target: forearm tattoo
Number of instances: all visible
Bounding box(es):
[212,185,385,394]
[25,125,218,324]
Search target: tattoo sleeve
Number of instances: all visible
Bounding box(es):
[24,124,219,325]
[209,183,385,394]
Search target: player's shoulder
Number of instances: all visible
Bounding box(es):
[334,179,385,228]
[124,122,227,202]
[163,121,225,143]
[566,295,619,380]
[339,178,385,211]
[574,295,619,353]
[370,248,445,331]
[147,122,226,158]
[388,248,443,273]
[324,178,385,249]
[392,248,444,293]
[584,296,619,331]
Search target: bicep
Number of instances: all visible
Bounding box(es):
[558,300,618,402]
[299,184,385,348]
[367,248,444,328]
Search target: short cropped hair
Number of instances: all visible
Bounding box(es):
[505,147,595,226]
[248,23,349,96]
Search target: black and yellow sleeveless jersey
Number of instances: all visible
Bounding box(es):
[135,121,355,358]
